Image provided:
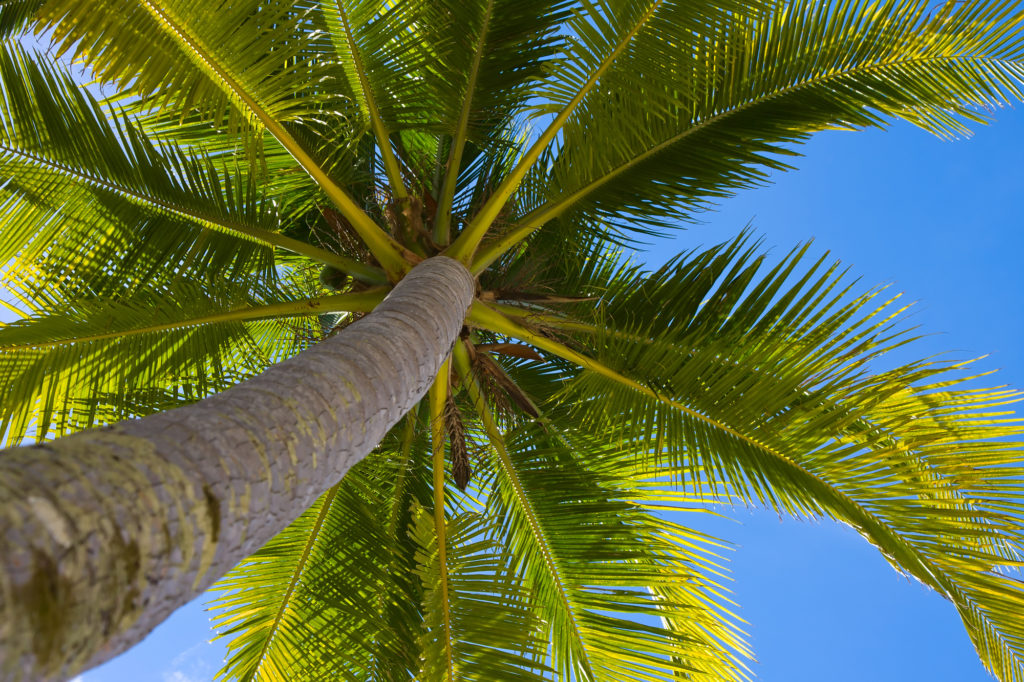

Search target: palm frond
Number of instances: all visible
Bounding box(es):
[211,449,415,681]
[0,0,44,38]
[430,0,570,241]
[477,0,1024,268]
[319,0,429,196]
[481,233,1024,681]
[488,424,750,682]
[412,506,551,681]
[427,361,457,679]
[448,0,759,260]
[0,40,375,281]
[31,0,410,275]
[0,274,336,445]
[36,0,333,130]
[454,341,749,682]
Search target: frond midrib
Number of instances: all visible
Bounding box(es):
[1,141,268,241]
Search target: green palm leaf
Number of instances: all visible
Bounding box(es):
[448,0,760,259]
[35,0,334,130]
[483,424,749,682]
[0,0,44,38]
[411,505,551,681]
[30,0,410,274]
[475,0,1024,269]
[455,341,748,682]
[0,271,360,444]
[429,0,570,241]
[0,40,372,280]
[318,0,445,195]
[212,457,402,681]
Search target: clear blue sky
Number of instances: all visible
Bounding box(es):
[76,114,1023,680]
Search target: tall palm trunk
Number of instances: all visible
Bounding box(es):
[0,257,475,682]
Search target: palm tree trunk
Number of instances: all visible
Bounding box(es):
[0,256,475,682]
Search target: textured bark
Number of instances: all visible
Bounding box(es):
[0,257,475,682]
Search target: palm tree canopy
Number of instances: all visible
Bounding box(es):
[1,1,1024,680]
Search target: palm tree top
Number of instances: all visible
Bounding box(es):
[1,1,1024,680]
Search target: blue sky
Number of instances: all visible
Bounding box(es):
[72,111,1024,681]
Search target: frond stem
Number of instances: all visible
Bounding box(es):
[428,361,455,680]
[368,411,419,674]
[432,0,494,245]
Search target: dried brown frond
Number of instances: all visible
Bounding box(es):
[420,187,438,223]
[445,393,471,491]
[321,207,374,264]
[473,351,540,420]
[472,349,514,419]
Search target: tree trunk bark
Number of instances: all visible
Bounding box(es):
[0,256,475,682]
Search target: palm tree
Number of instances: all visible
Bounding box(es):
[1,0,1024,680]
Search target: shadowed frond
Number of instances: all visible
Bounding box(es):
[318,0,444,195]
[0,0,44,38]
